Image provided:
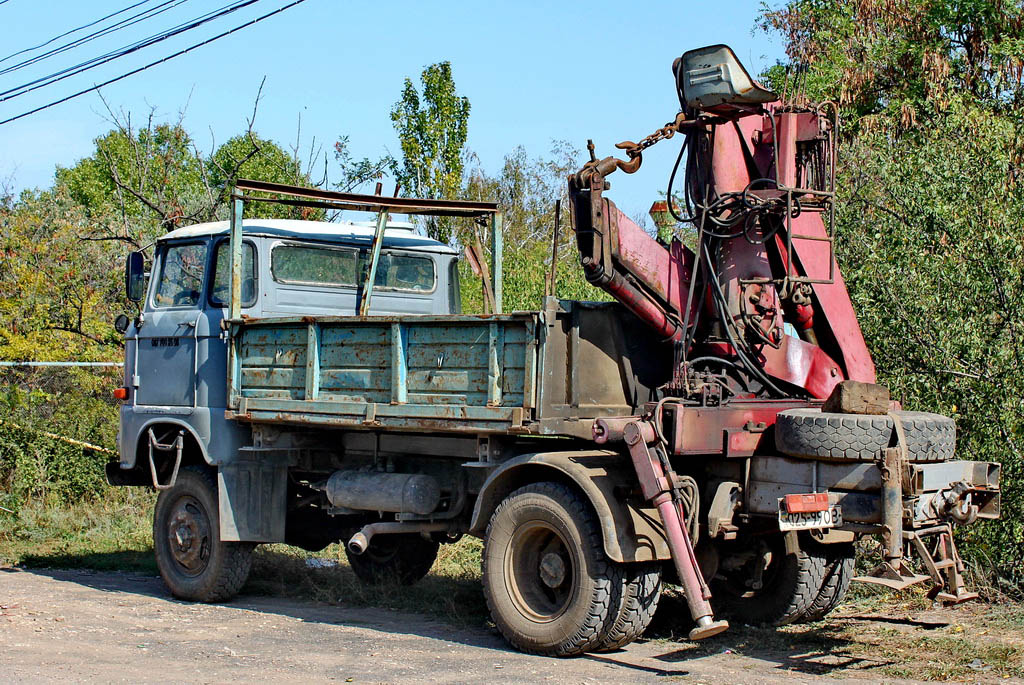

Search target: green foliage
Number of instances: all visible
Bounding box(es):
[460,143,607,313]
[391,62,470,243]
[208,134,315,220]
[759,0,1024,122]
[1,114,318,505]
[331,135,395,193]
[762,0,1024,584]
[0,369,118,506]
[57,121,205,238]
[0,186,123,357]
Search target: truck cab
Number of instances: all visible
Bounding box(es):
[114,218,460,482]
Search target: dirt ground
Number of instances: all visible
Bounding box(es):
[0,566,1019,684]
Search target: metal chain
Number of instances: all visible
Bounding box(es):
[616,112,690,161]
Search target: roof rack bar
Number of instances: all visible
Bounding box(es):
[236,194,488,218]
[234,179,499,217]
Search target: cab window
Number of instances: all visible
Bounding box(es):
[374,253,435,292]
[270,244,435,293]
[153,243,206,308]
[210,240,257,307]
[272,244,359,287]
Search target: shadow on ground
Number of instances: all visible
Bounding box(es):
[635,591,893,677]
[7,552,908,680]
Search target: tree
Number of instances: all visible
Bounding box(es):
[56,117,206,242]
[391,62,470,243]
[761,0,1024,586]
[208,133,315,220]
[759,0,1024,125]
[331,135,394,193]
[461,142,606,313]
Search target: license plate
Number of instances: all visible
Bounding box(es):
[778,503,843,531]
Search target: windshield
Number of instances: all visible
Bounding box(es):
[153,243,206,308]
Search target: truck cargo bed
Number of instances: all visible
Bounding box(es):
[225,302,671,436]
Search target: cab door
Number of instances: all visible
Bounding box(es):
[134,241,207,407]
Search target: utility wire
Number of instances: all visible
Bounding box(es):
[0,0,309,127]
[0,0,188,77]
[0,0,259,101]
[0,0,156,67]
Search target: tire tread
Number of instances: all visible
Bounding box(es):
[482,482,624,657]
[776,409,955,462]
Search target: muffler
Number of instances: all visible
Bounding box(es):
[326,470,441,515]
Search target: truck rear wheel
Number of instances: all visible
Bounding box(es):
[482,482,624,656]
[711,532,825,626]
[345,534,439,585]
[153,466,254,602]
[597,563,662,651]
[799,542,855,623]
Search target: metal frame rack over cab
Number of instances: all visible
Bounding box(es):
[223,179,524,432]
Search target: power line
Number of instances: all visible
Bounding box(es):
[0,0,309,127]
[0,0,156,67]
[0,0,260,101]
[0,0,187,77]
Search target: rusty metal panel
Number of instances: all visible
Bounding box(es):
[750,456,881,491]
[908,461,1001,492]
[536,301,670,425]
[229,314,536,434]
[304,322,320,401]
[667,400,808,456]
[487,322,503,406]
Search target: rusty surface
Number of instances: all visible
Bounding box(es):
[234,179,498,218]
[664,399,811,457]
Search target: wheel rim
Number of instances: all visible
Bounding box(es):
[505,520,576,623]
[165,494,212,577]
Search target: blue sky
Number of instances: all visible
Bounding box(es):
[0,0,785,222]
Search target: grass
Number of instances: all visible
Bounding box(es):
[0,490,156,572]
[3,496,1023,681]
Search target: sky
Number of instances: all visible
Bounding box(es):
[0,0,786,223]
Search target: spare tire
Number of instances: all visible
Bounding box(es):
[775,408,955,463]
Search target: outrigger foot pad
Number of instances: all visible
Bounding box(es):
[854,561,931,591]
[689,617,730,641]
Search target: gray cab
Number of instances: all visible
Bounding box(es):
[119,218,460,469]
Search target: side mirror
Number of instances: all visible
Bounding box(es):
[125,251,145,302]
[675,44,777,114]
[114,313,131,334]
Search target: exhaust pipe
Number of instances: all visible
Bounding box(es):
[346,522,452,555]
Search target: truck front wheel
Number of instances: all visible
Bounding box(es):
[153,466,254,602]
[482,482,624,656]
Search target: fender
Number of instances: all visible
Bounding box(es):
[469,450,670,563]
[127,416,210,468]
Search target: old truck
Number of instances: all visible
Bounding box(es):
[110,45,1000,657]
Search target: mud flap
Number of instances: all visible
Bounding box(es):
[218,449,288,542]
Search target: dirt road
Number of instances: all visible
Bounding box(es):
[0,566,1000,684]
